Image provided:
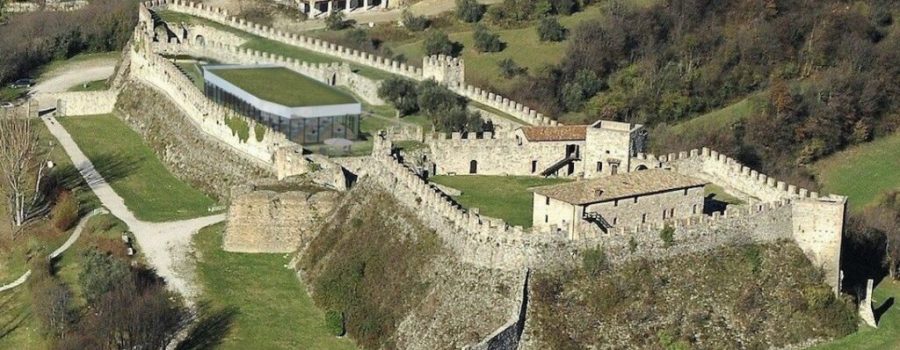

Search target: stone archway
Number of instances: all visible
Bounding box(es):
[635,164,649,171]
[195,34,206,46]
[469,160,478,174]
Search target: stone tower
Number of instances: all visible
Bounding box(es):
[583,120,646,178]
[422,54,465,87]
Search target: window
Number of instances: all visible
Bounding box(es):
[670,208,675,217]
[684,188,688,195]
[531,160,538,173]
[662,210,667,219]
[545,215,549,223]
[692,204,698,214]
[613,199,618,207]
[605,150,610,154]
[596,162,603,172]
[641,213,647,223]
[612,217,618,225]
[633,196,638,203]
[545,197,550,205]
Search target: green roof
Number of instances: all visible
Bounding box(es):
[206,67,357,107]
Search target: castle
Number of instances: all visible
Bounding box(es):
[46,0,846,315]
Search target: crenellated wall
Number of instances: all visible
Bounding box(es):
[427,131,582,177]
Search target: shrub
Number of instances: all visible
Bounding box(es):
[79,248,133,304]
[553,0,577,15]
[537,16,566,42]
[325,11,347,30]
[325,310,345,336]
[473,25,504,53]
[423,31,456,56]
[581,247,607,276]
[455,0,485,23]
[377,77,419,116]
[254,124,266,142]
[497,58,526,78]
[659,225,675,247]
[628,236,638,253]
[416,80,465,117]
[225,115,250,142]
[401,10,429,32]
[51,190,79,231]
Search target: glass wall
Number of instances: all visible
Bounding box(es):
[205,82,359,144]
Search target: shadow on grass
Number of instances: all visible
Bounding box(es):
[875,297,894,324]
[51,152,143,191]
[703,194,729,214]
[0,291,29,340]
[176,302,238,350]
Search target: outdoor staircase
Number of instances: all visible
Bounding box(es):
[173,64,196,86]
[583,212,612,234]
[540,154,579,177]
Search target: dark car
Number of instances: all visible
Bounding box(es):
[10,78,35,89]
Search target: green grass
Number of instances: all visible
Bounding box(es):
[814,132,900,212]
[428,175,572,227]
[67,79,109,92]
[705,184,746,205]
[208,67,357,107]
[669,94,761,140]
[58,114,217,222]
[193,223,357,350]
[812,279,900,350]
[176,61,205,90]
[0,86,27,102]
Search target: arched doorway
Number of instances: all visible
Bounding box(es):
[635,164,648,171]
[195,34,206,46]
[469,160,478,174]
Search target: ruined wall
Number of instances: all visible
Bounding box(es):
[224,189,340,252]
[51,91,118,116]
[115,81,271,199]
[428,132,582,176]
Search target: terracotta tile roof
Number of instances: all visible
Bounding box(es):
[530,169,708,205]
[520,125,587,142]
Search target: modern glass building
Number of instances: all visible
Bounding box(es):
[202,65,361,144]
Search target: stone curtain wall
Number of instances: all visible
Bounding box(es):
[128,41,291,167]
[428,132,581,176]
[142,0,558,126]
[224,190,340,252]
[152,40,385,105]
[466,270,530,350]
[52,91,118,116]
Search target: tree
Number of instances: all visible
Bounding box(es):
[455,0,485,23]
[473,25,504,52]
[498,58,526,78]
[401,9,429,32]
[417,80,465,117]
[51,190,79,231]
[537,16,566,41]
[0,109,52,231]
[659,225,675,247]
[423,31,456,56]
[325,10,347,30]
[377,77,419,116]
[79,248,132,304]
[553,0,577,15]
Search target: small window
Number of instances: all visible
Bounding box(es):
[545,215,549,223]
[605,150,610,154]
[545,197,550,205]
[633,196,638,203]
[596,162,603,172]
[670,208,675,217]
[531,160,538,173]
[662,210,667,219]
[612,217,618,225]
[641,213,647,223]
[692,204,698,214]
[684,188,688,195]
[614,199,618,207]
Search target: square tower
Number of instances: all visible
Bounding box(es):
[422,54,465,87]
[583,120,646,178]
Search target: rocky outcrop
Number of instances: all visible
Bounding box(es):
[223,189,339,253]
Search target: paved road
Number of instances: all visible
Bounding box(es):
[42,115,225,301]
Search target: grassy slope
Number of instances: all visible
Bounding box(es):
[428,175,571,227]
[193,223,356,350]
[58,114,216,222]
[813,132,900,212]
[209,67,356,106]
[813,279,900,350]
[66,79,109,92]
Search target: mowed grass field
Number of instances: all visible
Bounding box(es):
[192,224,357,350]
[58,114,217,222]
[814,132,900,212]
[429,175,571,227]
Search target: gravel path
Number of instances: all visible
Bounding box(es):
[32,59,117,110]
[42,115,225,301]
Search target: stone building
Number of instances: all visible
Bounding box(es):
[294,0,394,17]
[531,168,707,238]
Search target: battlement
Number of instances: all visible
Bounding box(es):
[591,119,640,132]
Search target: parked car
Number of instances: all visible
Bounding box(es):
[10,78,35,89]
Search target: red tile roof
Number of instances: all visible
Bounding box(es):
[520,126,588,142]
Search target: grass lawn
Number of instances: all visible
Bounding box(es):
[704,184,746,205]
[208,67,357,107]
[58,114,217,222]
[814,133,900,212]
[812,279,900,350]
[67,79,109,92]
[429,175,571,227]
[192,223,357,350]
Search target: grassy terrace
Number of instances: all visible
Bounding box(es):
[208,66,357,107]
[58,114,217,222]
[67,79,109,92]
[813,279,900,350]
[814,132,900,212]
[429,175,572,227]
[192,223,357,350]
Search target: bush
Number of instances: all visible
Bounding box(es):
[659,225,675,247]
[79,248,132,304]
[325,310,345,336]
[417,80,465,117]
[455,0,485,23]
[498,58,526,78]
[537,16,566,42]
[254,124,266,142]
[377,77,419,116]
[225,115,250,142]
[581,247,607,276]
[423,31,456,56]
[473,25,504,53]
[325,11,347,30]
[51,190,79,231]
[401,10,429,32]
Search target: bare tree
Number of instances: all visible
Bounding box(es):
[0,107,52,232]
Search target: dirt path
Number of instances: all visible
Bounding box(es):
[31,57,117,110]
[42,115,225,301]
